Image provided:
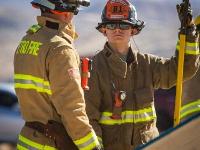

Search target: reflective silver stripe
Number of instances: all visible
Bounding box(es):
[74,131,100,150]
[15,79,51,90]
[77,138,96,149]
[17,141,39,150]
[14,74,52,95]
[17,135,57,150]
[176,41,199,55]
[181,99,200,119]
[134,111,155,123]
[99,106,156,125]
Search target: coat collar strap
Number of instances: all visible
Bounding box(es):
[37,16,78,43]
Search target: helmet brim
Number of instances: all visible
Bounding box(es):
[96,20,142,33]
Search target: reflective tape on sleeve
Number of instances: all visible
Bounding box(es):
[74,130,100,150]
[99,106,156,125]
[17,134,57,150]
[176,41,199,55]
[14,74,52,95]
[181,99,200,119]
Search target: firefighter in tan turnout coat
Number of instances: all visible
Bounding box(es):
[14,0,101,150]
[85,0,199,150]
[182,15,200,121]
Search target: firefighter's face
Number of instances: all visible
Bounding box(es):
[103,23,134,44]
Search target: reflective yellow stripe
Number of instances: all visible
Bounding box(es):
[14,74,50,85]
[18,135,57,150]
[176,41,199,55]
[14,74,52,95]
[181,99,200,119]
[28,24,42,33]
[74,131,100,150]
[99,106,156,125]
[17,144,28,150]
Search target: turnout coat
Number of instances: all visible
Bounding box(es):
[85,32,199,150]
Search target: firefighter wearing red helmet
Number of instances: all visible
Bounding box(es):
[14,0,101,150]
[85,0,199,149]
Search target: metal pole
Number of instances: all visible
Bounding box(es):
[174,0,189,127]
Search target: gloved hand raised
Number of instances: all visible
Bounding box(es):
[176,0,193,27]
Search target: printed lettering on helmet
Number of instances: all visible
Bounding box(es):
[106,0,129,20]
[68,68,80,79]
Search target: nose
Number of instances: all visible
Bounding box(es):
[114,28,122,33]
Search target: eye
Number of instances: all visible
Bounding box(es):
[106,24,117,30]
[120,24,131,29]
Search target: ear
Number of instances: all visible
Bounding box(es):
[63,12,73,23]
[131,28,138,35]
[65,12,72,16]
[100,28,107,36]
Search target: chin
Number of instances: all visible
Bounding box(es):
[113,37,124,41]
[112,41,125,45]
[114,38,126,42]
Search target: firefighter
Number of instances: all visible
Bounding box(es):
[84,0,199,150]
[182,15,200,121]
[14,0,101,150]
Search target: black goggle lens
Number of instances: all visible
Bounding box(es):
[105,23,131,30]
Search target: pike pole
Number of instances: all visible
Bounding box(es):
[174,34,186,126]
[174,0,189,127]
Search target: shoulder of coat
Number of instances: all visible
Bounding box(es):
[93,50,105,62]
[27,24,42,34]
[92,50,109,70]
[51,35,73,50]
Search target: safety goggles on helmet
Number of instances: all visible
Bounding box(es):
[31,0,90,15]
[105,23,131,30]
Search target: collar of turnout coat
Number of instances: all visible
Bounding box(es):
[101,42,138,78]
[37,16,78,43]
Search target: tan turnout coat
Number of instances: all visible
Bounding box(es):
[85,31,199,150]
[14,16,99,149]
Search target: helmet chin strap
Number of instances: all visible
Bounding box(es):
[131,37,140,52]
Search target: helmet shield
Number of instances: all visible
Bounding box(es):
[105,0,131,21]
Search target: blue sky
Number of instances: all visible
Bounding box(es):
[0,0,199,82]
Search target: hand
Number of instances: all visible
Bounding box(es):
[176,0,193,27]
